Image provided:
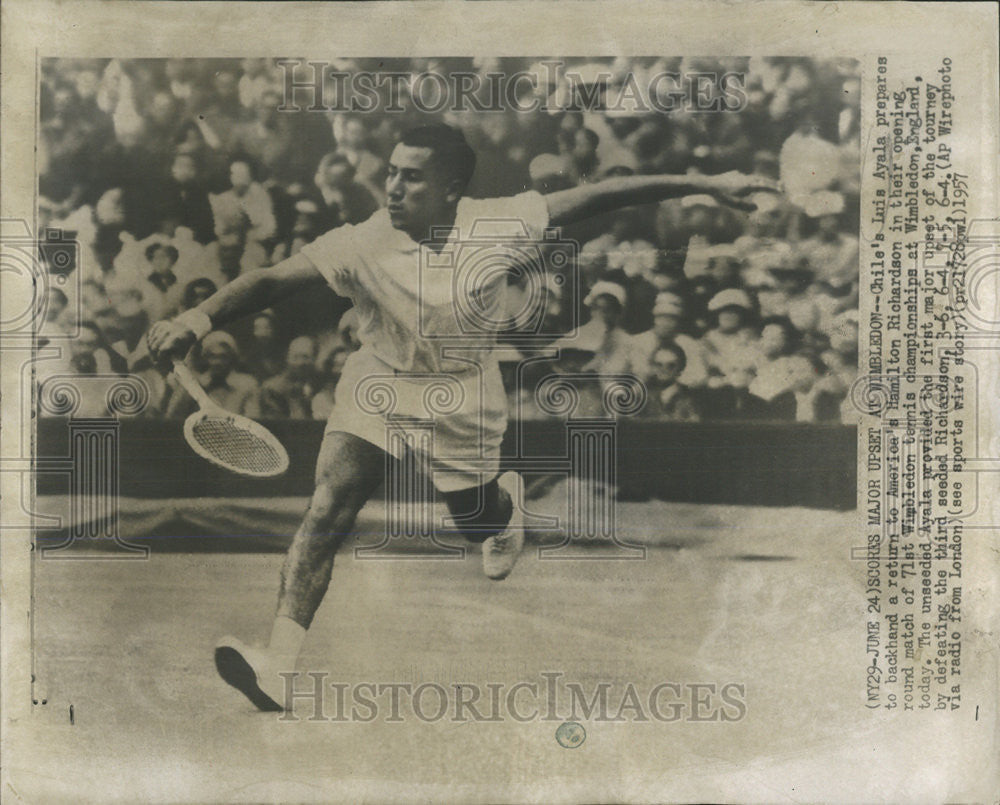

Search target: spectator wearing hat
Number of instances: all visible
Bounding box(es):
[260,336,318,419]
[640,343,702,422]
[575,281,638,378]
[164,331,260,419]
[132,242,185,322]
[700,289,759,415]
[747,316,817,420]
[631,292,709,388]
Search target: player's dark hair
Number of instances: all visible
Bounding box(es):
[400,124,476,191]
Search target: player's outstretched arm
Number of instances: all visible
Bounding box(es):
[545,171,780,227]
[147,252,326,365]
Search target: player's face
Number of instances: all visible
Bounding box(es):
[385,144,459,238]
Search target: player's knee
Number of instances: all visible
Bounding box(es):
[304,482,365,538]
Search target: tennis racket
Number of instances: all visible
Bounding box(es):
[172,360,290,478]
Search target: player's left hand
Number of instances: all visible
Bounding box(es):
[705,171,782,211]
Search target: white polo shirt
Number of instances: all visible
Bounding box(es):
[300,191,551,374]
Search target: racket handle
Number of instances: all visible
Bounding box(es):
[172,360,215,410]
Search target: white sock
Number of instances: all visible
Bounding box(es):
[267,615,307,667]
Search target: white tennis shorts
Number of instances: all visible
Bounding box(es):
[327,347,507,492]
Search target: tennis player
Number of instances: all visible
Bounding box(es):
[147,124,775,711]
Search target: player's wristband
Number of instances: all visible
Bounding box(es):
[174,309,213,340]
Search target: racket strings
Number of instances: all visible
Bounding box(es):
[190,417,284,474]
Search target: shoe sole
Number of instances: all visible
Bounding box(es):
[214,645,284,712]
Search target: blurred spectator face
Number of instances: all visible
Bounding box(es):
[752,151,780,179]
[652,312,682,340]
[252,314,275,342]
[709,256,741,286]
[286,337,317,380]
[293,210,318,236]
[590,295,623,329]
[45,288,69,323]
[760,322,791,358]
[817,214,840,239]
[241,58,268,77]
[685,205,717,235]
[165,59,188,82]
[74,70,100,102]
[155,214,181,238]
[716,308,744,334]
[342,117,367,150]
[323,158,355,189]
[149,245,179,276]
[52,86,77,116]
[176,126,205,155]
[149,92,176,127]
[651,348,684,385]
[229,161,253,194]
[651,272,684,294]
[261,91,282,122]
[183,279,217,310]
[214,70,239,101]
[204,341,237,382]
[830,321,859,355]
[172,153,198,184]
[749,207,784,237]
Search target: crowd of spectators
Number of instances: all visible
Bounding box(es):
[37,56,860,423]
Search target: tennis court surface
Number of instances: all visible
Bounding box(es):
[14,496,973,802]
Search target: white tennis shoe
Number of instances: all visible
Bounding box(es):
[482,472,525,580]
[214,636,288,712]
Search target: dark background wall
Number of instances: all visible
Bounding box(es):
[36,418,857,510]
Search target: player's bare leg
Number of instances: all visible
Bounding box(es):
[215,431,386,711]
